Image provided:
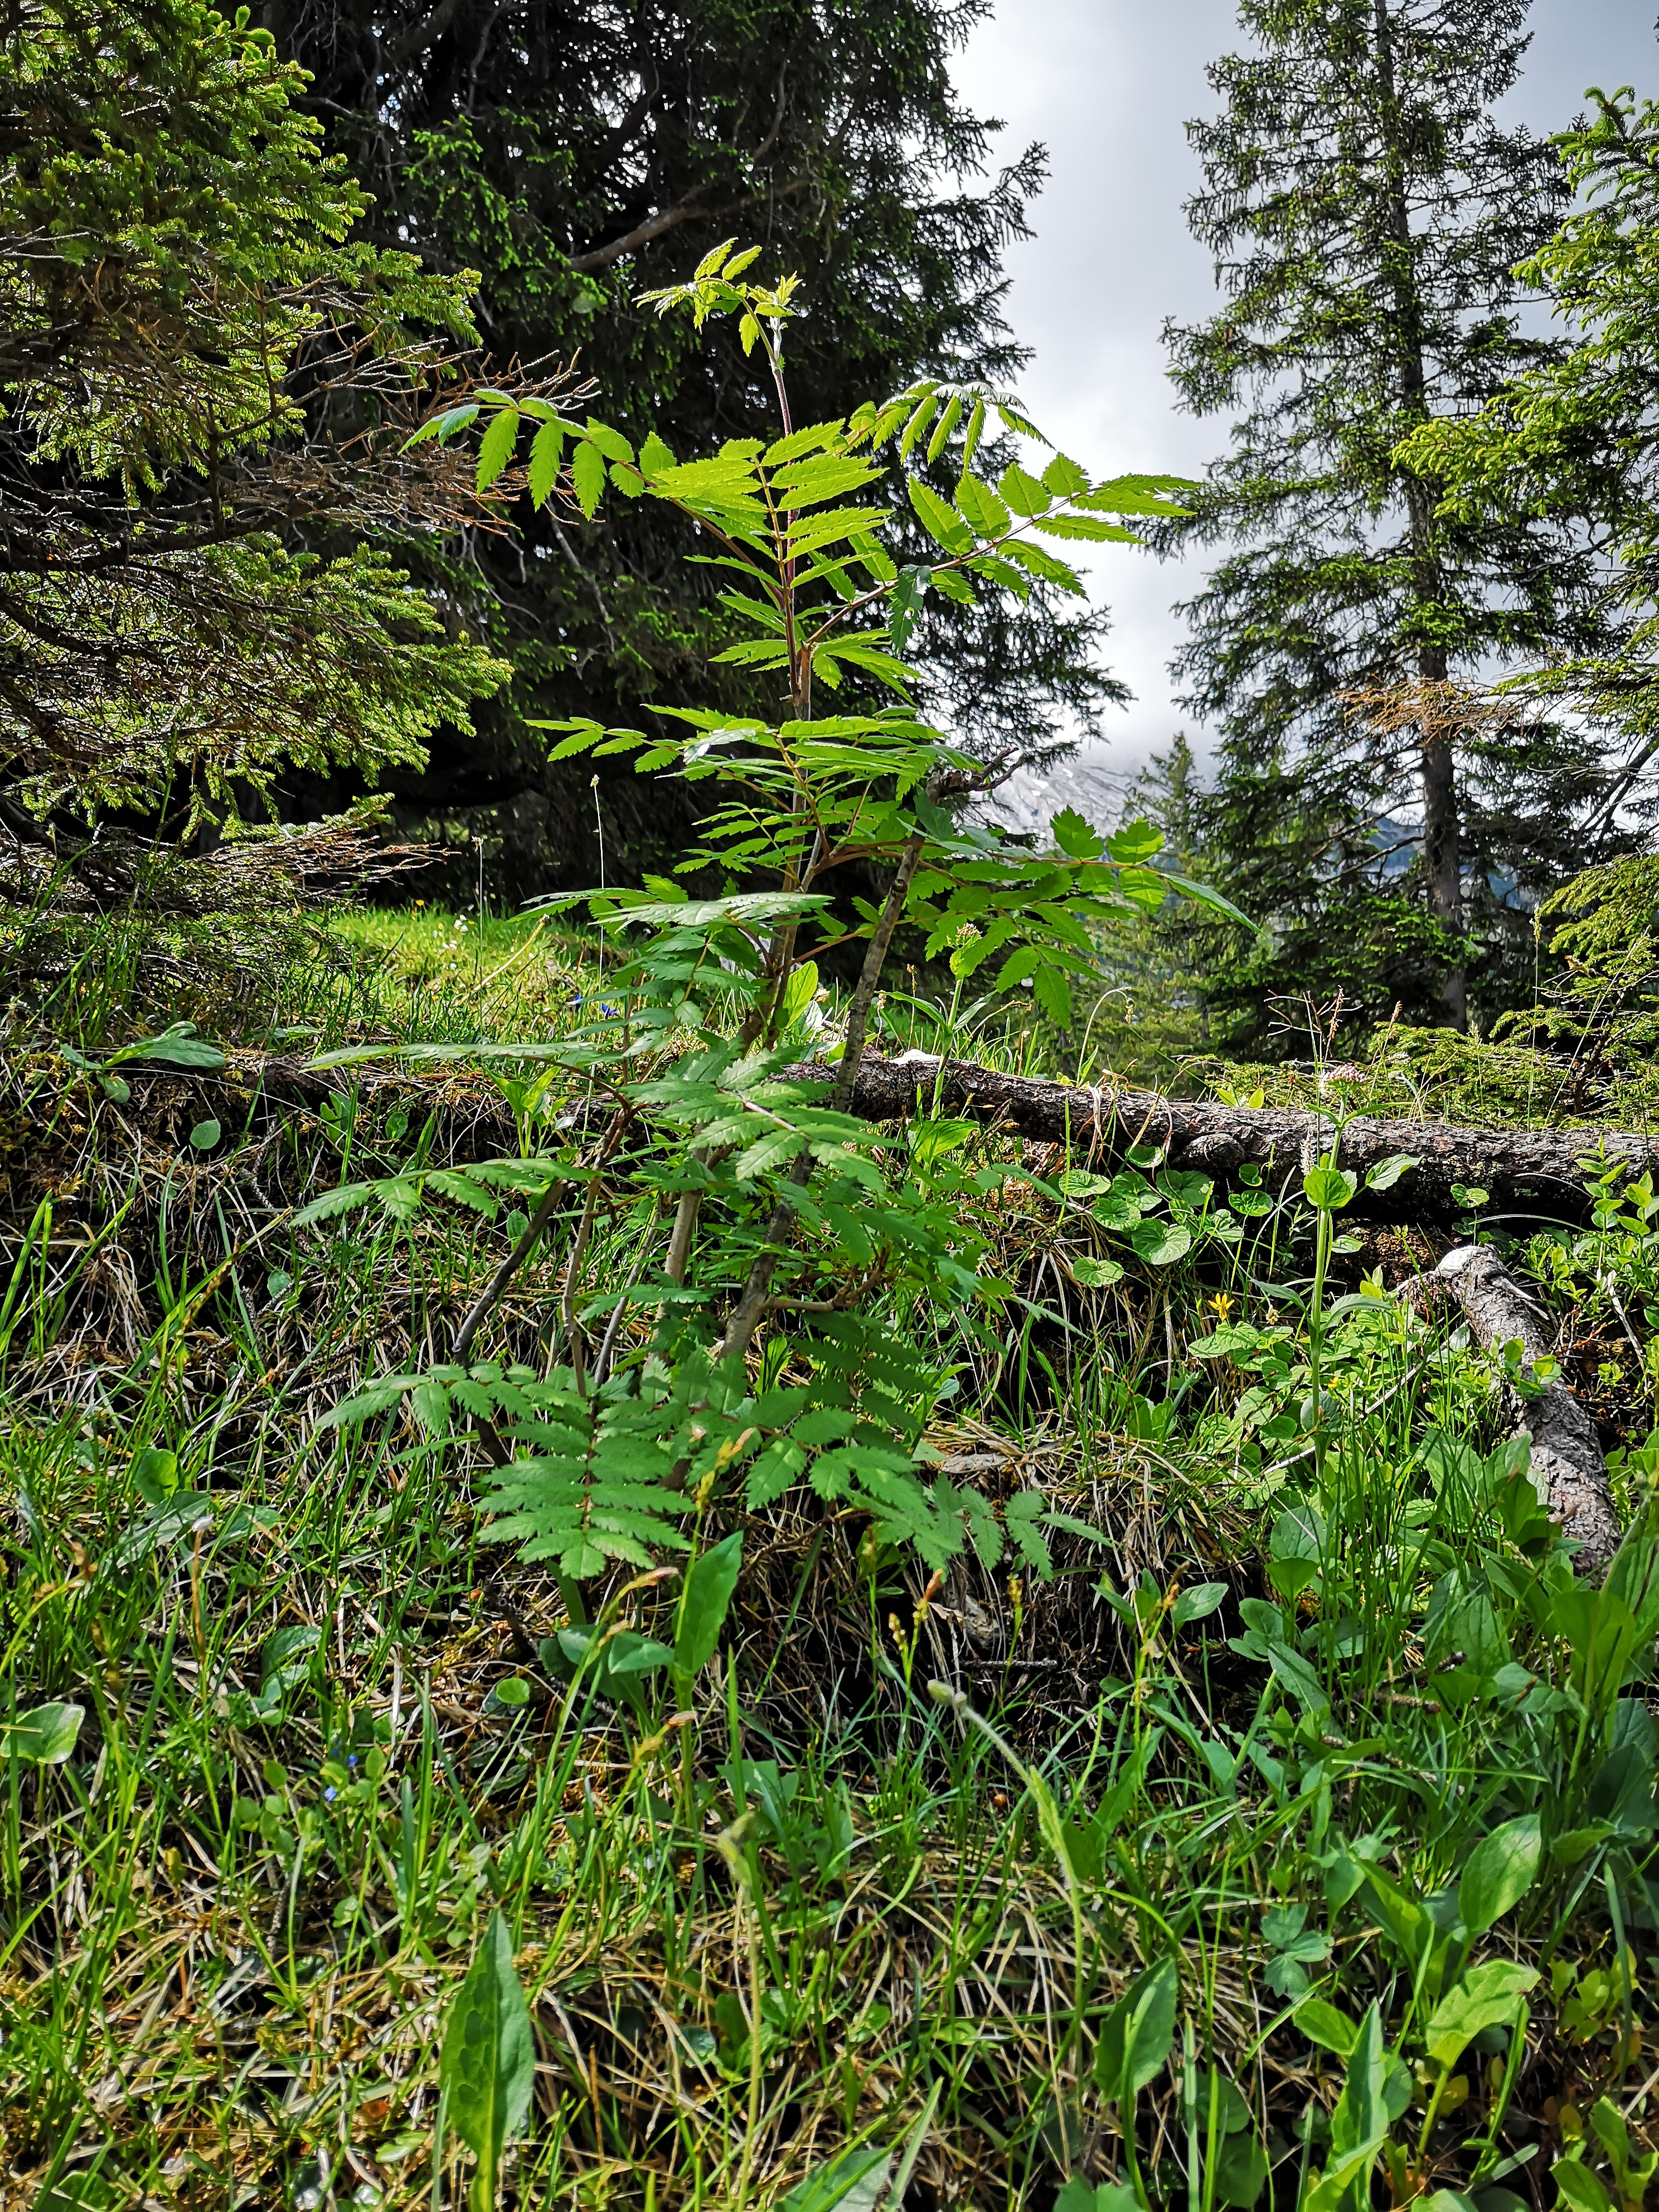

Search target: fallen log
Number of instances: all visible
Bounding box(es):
[797,1050,1655,1220]
[104,1044,1632,1570]
[114,1050,525,1165]
[1401,1243,1622,1577]
[240,1052,521,1154]
[128,1044,1655,1223]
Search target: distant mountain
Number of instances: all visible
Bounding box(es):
[978,747,1140,838]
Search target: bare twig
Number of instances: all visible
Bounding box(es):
[715,830,925,1366]
[451,1172,571,1366]
[560,1163,609,1394]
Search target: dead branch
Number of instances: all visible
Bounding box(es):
[157,1043,1659,1229]
[788,1050,1652,1219]
[0,812,435,915]
[1400,1243,1622,1576]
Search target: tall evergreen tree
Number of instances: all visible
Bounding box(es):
[1160,0,1612,1040]
[265,0,1122,895]
[0,0,513,840]
[1407,86,1659,802]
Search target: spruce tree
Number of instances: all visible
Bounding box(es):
[1161,0,1611,1040]
[1408,88,1659,797]
[0,0,517,838]
[264,0,1120,896]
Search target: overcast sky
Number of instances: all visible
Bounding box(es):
[949,0,1659,808]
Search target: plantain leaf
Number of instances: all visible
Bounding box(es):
[441,1910,535,2211]
[675,1531,744,1687]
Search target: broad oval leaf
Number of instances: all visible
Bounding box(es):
[1293,1994,1360,2058]
[7,1701,85,1765]
[1420,1959,1539,2072]
[1457,1813,1542,1935]
[1303,1165,1357,1212]
[1365,1153,1419,1192]
[1551,2162,1615,2212]
[1095,1953,1180,2100]
[608,1634,676,1677]
[676,1530,744,1683]
[1172,1581,1228,1628]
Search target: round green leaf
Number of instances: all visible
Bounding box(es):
[1172,1581,1228,1627]
[132,1447,180,1506]
[1128,1219,1192,1267]
[7,1701,85,1765]
[1071,1254,1126,1289]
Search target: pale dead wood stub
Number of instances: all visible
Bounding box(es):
[1401,1243,1623,1577]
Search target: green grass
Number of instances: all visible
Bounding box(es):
[2,904,1658,2211]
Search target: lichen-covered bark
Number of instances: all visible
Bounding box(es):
[798,1051,1653,1219]
[212,1046,1657,1229]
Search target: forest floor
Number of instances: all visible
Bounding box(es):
[3,901,1658,2212]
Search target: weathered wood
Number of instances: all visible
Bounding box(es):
[142,1045,1655,1223]
[124,1051,524,1161]
[794,1050,1653,1219]
[1401,1244,1622,1576]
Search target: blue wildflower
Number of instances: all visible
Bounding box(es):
[324,1786,337,1801]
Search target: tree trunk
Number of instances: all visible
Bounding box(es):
[1375,0,1467,1029]
[1413,636,1468,1031]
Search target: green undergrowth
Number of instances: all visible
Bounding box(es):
[1167,1026,1659,1133]
[0,892,605,1068]
[4,905,1659,2210]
